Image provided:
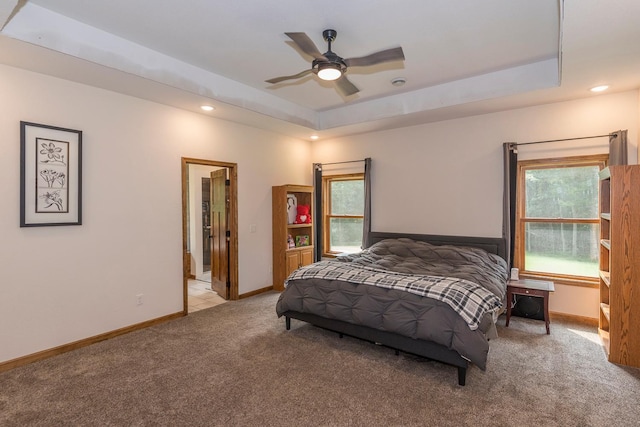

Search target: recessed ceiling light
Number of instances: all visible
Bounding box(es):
[201,105,215,111]
[590,85,609,93]
[391,77,407,87]
[310,135,319,140]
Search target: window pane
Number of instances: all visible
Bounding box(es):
[524,222,599,277]
[330,217,363,253]
[330,180,364,215]
[525,166,600,218]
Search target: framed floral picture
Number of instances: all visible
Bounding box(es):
[295,235,309,247]
[20,121,83,227]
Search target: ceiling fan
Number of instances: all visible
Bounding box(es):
[265,29,405,97]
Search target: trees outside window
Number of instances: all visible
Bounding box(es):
[515,154,607,285]
[322,174,364,255]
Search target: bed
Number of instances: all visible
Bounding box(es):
[275,232,508,386]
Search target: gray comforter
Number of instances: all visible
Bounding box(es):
[276,238,508,370]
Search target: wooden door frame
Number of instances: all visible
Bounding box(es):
[181,157,239,313]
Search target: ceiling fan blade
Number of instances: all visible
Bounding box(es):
[285,32,327,60]
[344,47,405,67]
[335,75,359,97]
[265,69,313,84]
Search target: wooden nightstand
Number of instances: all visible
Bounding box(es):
[505,279,555,334]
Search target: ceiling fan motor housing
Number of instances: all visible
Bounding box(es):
[313,53,347,74]
[314,30,346,76]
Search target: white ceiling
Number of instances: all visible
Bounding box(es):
[1,0,639,140]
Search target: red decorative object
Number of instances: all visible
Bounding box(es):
[295,204,312,224]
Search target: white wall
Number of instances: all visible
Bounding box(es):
[312,90,640,319]
[0,64,311,363]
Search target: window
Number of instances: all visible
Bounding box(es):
[515,155,607,285]
[322,174,364,255]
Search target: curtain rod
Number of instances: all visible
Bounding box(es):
[516,132,621,146]
[315,159,365,166]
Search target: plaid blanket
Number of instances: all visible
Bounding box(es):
[285,260,502,330]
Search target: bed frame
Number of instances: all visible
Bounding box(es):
[280,231,507,386]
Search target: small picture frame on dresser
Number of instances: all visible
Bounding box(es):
[295,235,309,247]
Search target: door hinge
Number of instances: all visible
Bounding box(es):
[225,179,230,186]
[226,230,231,238]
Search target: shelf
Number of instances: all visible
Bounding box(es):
[286,245,313,252]
[287,223,313,229]
[273,184,315,292]
[598,165,640,368]
[599,270,610,287]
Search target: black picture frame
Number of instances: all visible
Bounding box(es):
[20,121,83,227]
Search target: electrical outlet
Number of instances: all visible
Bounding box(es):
[136,294,144,306]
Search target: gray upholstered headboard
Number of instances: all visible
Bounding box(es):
[367,231,507,261]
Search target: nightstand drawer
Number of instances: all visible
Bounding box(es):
[508,287,546,298]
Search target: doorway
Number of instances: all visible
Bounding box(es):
[181,158,239,314]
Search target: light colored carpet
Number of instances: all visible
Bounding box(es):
[1,291,639,426]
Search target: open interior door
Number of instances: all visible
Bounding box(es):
[210,168,229,299]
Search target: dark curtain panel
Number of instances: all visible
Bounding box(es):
[502,143,518,269]
[609,130,628,165]
[313,163,323,261]
[362,158,372,249]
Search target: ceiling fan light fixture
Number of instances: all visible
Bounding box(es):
[267,29,405,97]
[317,63,342,81]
